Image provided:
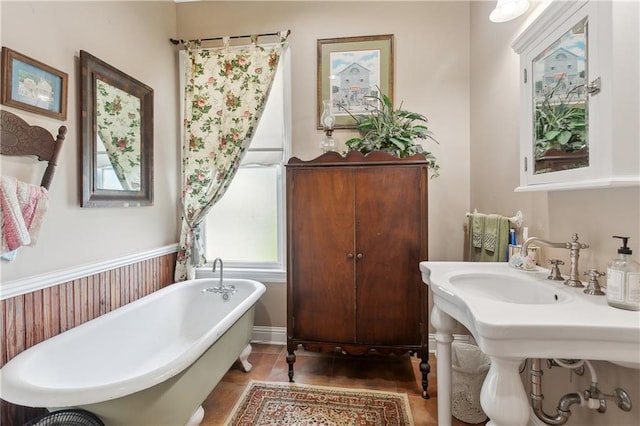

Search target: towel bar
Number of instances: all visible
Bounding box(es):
[465,209,523,228]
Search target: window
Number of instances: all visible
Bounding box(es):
[201,47,291,282]
[96,135,121,189]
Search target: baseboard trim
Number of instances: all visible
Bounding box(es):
[250,326,472,352]
[252,326,287,345]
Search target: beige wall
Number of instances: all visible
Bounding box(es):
[176,0,472,330]
[470,0,639,268]
[1,2,638,423]
[470,1,640,425]
[176,0,639,327]
[179,1,640,424]
[2,0,636,322]
[0,1,181,284]
[176,0,472,264]
[177,1,470,327]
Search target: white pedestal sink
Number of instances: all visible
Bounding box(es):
[421,261,640,426]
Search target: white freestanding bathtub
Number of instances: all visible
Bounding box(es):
[0,278,266,426]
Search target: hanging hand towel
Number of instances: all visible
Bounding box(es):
[483,214,499,252]
[0,176,49,260]
[481,214,510,262]
[468,213,486,261]
[470,213,485,248]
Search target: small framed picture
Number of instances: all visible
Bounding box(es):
[1,47,68,120]
[317,34,394,129]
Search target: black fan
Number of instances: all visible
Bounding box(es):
[25,409,104,426]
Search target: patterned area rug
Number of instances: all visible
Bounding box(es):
[225,380,415,425]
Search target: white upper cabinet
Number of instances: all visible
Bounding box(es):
[512,0,639,191]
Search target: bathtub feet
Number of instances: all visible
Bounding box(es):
[239,343,253,372]
[184,405,204,426]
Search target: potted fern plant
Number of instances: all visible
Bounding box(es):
[534,76,588,172]
[340,90,440,177]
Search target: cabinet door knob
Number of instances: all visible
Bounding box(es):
[347,253,354,259]
[356,253,363,259]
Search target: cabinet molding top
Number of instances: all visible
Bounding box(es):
[286,150,428,167]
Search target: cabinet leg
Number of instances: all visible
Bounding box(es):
[419,349,431,399]
[286,351,296,382]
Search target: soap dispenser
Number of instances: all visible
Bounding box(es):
[606,236,640,311]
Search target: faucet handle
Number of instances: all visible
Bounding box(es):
[583,269,606,296]
[570,233,589,249]
[547,259,565,281]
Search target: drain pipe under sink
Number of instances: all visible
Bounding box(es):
[530,358,586,425]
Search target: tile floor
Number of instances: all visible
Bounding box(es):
[201,344,486,425]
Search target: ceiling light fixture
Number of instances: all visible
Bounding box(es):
[489,0,530,23]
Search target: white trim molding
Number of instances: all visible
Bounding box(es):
[0,244,179,300]
[252,326,287,345]
[196,268,286,284]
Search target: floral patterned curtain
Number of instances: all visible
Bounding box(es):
[96,80,142,191]
[175,33,289,281]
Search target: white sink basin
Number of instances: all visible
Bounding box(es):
[420,261,640,362]
[421,261,640,426]
[448,272,571,304]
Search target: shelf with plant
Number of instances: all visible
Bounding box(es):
[339,90,440,177]
[534,77,587,160]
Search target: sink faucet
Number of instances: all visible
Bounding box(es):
[202,257,236,298]
[521,233,589,288]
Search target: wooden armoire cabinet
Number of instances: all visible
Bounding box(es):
[285,151,430,398]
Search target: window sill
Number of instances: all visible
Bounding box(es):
[195,267,286,284]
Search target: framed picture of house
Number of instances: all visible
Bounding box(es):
[317,34,394,129]
[1,47,68,120]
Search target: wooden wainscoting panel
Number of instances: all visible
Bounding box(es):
[24,291,39,349]
[0,252,177,426]
[98,271,109,316]
[3,298,25,362]
[1,252,177,366]
[42,285,61,340]
[60,281,74,332]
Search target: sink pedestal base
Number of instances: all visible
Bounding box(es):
[482,357,530,426]
[431,306,530,426]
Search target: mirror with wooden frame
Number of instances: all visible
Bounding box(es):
[80,50,153,207]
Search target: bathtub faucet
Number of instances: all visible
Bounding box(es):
[521,233,588,288]
[202,257,237,298]
[213,257,224,287]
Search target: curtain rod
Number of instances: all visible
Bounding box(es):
[170,29,291,46]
